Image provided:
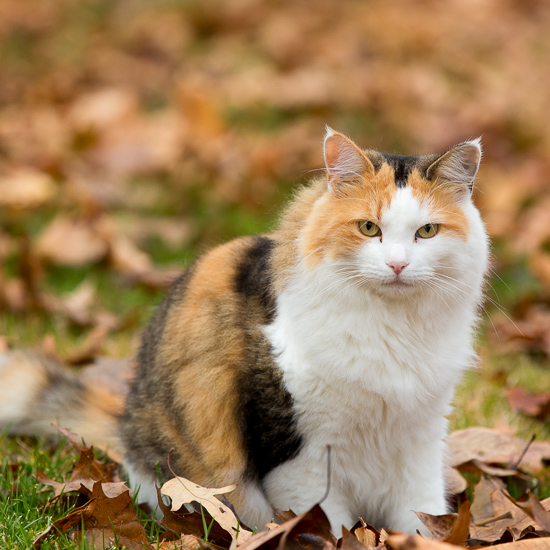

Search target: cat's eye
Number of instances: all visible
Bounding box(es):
[416,224,439,239]
[359,221,381,237]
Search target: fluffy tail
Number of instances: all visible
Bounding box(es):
[0,350,126,462]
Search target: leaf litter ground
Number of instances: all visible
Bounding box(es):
[21,405,550,550]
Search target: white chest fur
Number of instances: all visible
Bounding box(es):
[262,259,482,534]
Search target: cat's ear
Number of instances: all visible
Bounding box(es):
[426,138,482,195]
[324,127,375,193]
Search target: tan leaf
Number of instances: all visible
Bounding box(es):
[470,477,505,526]
[448,427,550,474]
[507,493,550,533]
[415,500,470,545]
[161,477,252,543]
[35,216,108,267]
[340,527,369,550]
[351,518,379,548]
[154,485,233,548]
[0,169,57,210]
[385,534,461,550]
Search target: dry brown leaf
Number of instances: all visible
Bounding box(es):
[470,487,550,542]
[448,428,550,474]
[161,476,252,543]
[385,534,460,550]
[76,481,153,550]
[156,534,214,550]
[470,477,506,526]
[35,216,108,267]
[154,485,233,548]
[507,388,550,420]
[32,499,97,548]
[340,527,369,550]
[415,501,470,545]
[507,493,550,533]
[35,437,123,498]
[0,168,57,210]
[490,539,550,550]
[235,504,335,550]
[350,518,379,548]
[108,233,153,275]
[63,325,108,366]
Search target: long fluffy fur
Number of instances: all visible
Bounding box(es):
[0,131,488,535]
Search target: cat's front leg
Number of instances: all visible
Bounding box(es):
[319,496,356,536]
[385,459,448,536]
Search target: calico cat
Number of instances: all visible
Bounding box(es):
[0,129,489,535]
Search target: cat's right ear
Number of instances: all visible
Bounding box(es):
[324,127,375,193]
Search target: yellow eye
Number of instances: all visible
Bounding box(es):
[359,221,381,237]
[416,224,439,239]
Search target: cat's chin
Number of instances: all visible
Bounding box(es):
[374,278,418,297]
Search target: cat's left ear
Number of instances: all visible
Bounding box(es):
[324,127,375,193]
[426,138,482,195]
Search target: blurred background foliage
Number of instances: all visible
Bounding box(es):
[1,0,550,431]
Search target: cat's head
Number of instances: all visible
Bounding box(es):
[300,128,488,299]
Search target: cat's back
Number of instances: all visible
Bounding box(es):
[121,233,302,496]
[136,234,276,375]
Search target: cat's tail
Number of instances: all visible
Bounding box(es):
[0,350,126,461]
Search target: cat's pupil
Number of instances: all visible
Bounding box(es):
[366,222,373,230]
[425,224,431,232]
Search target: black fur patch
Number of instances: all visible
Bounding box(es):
[234,236,276,321]
[235,236,303,480]
[381,154,418,188]
[239,351,303,480]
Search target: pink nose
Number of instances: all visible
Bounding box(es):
[387,260,408,275]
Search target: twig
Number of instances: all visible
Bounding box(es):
[319,444,332,504]
[509,434,536,470]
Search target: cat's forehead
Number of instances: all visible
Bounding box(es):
[342,154,469,239]
[365,150,439,189]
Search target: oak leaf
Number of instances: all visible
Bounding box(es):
[161,476,252,543]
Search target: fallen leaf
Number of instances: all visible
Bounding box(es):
[33,499,97,548]
[415,501,470,545]
[161,477,252,543]
[507,493,550,533]
[35,437,123,498]
[156,534,215,550]
[0,168,57,210]
[350,518,379,548]
[507,388,550,420]
[448,428,550,474]
[63,325,108,366]
[155,486,233,548]
[76,481,153,550]
[339,527,368,550]
[235,505,335,550]
[35,216,108,267]
[385,534,460,550]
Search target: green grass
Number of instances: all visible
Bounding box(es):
[0,435,166,549]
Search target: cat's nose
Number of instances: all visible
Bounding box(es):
[387,260,408,275]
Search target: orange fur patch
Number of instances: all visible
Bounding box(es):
[408,169,470,241]
[301,164,397,267]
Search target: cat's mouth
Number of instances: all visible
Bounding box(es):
[382,277,414,288]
